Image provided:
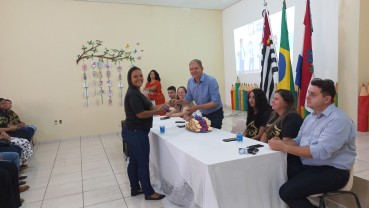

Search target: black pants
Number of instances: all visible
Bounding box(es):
[7,131,30,141]
[202,107,224,129]
[0,161,21,208]
[279,157,349,208]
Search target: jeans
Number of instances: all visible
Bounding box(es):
[279,158,350,208]
[0,152,20,172]
[249,57,254,70]
[26,124,37,140]
[0,146,21,159]
[16,127,34,142]
[121,127,155,197]
[202,107,224,129]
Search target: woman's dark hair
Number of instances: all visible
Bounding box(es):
[176,86,187,100]
[147,70,161,82]
[310,78,336,104]
[265,89,299,134]
[127,66,142,90]
[246,89,271,127]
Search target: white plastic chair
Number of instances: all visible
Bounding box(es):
[309,168,361,208]
[231,119,246,134]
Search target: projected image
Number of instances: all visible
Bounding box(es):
[234,7,295,74]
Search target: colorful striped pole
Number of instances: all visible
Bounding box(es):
[235,77,240,110]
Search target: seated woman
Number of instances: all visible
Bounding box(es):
[144,70,166,116]
[243,89,271,140]
[5,99,35,142]
[260,89,304,177]
[0,98,29,141]
[165,86,194,118]
[260,89,303,143]
[1,131,33,166]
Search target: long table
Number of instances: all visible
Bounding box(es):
[149,117,287,208]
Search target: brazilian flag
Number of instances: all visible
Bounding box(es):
[277,1,296,102]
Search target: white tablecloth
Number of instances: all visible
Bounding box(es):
[149,117,287,208]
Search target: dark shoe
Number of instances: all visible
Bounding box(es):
[21,164,28,169]
[19,176,27,180]
[145,194,165,200]
[131,190,144,197]
[20,198,24,203]
[19,181,26,186]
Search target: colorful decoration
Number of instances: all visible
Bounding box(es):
[231,84,235,110]
[162,106,170,111]
[359,83,369,132]
[76,40,144,106]
[185,115,213,132]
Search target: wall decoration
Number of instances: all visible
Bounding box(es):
[76,40,144,106]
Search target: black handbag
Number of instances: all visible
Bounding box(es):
[120,120,129,158]
[0,139,11,147]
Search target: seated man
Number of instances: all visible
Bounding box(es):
[268,78,356,208]
[167,86,176,100]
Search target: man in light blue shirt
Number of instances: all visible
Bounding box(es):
[172,59,224,129]
[268,78,356,208]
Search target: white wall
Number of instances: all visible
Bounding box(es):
[223,0,338,106]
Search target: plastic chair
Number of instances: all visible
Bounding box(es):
[231,119,246,134]
[309,168,361,208]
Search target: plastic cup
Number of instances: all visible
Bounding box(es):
[236,132,243,142]
[160,126,165,134]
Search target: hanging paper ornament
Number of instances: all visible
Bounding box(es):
[99,72,103,78]
[107,80,112,86]
[91,61,96,68]
[82,64,86,70]
[83,73,87,80]
[108,90,112,96]
[99,90,105,94]
[117,65,122,71]
[106,71,111,77]
[119,74,122,80]
[92,70,96,77]
[97,62,102,69]
[109,99,113,105]
[99,81,103,87]
[105,63,111,68]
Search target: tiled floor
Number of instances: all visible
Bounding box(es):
[21,133,164,208]
[21,106,369,207]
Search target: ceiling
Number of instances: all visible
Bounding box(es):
[78,0,241,10]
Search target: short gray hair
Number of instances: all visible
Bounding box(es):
[189,59,203,68]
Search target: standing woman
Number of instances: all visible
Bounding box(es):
[144,70,166,116]
[122,66,166,200]
[243,89,271,140]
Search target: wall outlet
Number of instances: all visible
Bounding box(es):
[59,120,62,124]
[54,120,58,125]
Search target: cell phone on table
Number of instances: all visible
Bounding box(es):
[177,124,185,128]
[223,138,237,142]
[175,121,185,123]
[249,144,264,148]
[160,117,170,120]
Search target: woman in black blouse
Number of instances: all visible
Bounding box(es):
[122,66,166,200]
[243,89,271,140]
[260,89,304,179]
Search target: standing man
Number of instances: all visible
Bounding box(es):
[172,59,224,129]
[268,79,356,208]
[167,86,176,100]
[237,39,246,72]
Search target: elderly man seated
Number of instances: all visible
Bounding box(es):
[268,79,356,208]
